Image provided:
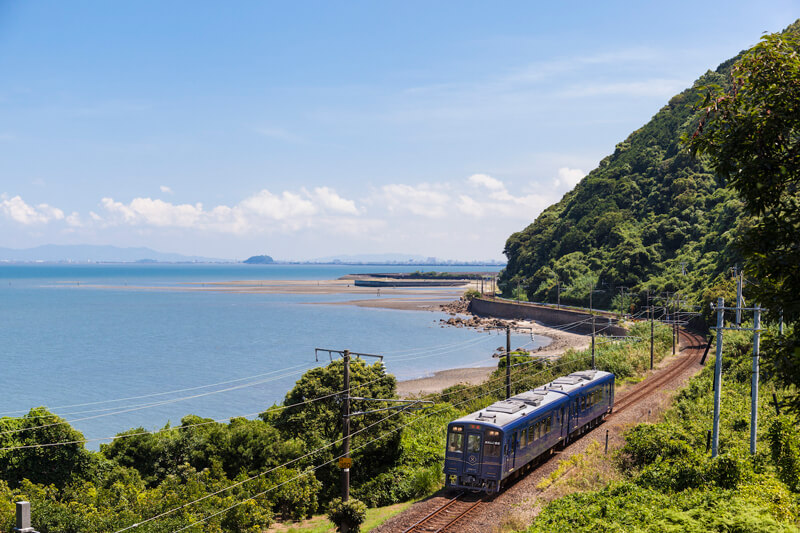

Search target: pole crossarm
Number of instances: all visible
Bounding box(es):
[315,348,384,362]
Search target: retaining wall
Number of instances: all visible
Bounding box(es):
[469,297,628,337]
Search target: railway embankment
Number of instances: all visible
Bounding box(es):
[469,297,628,337]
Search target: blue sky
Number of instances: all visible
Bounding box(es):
[0,1,797,261]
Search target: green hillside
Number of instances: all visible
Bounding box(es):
[499,51,753,311]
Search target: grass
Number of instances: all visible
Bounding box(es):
[267,500,418,532]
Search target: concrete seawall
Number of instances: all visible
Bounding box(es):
[469,297,628,337]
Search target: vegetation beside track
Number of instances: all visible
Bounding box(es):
[0,321,671,532]
[522,326,800,532]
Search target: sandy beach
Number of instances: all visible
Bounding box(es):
[395,318,590,397]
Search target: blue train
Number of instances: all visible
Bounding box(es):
[444,370,614,493]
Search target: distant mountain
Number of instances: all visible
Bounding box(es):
[0,245,229,263]
[243,255,274,264]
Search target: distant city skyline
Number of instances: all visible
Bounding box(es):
[0,2,797,260]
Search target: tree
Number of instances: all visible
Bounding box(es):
[0,408,94,489]
[264,358,403,500]
[685,22,800,408]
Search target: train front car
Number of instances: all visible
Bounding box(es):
[444,417,504,493]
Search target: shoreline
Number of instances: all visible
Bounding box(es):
[64,275,590,397]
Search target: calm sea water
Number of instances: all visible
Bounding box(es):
[0,264,545,447]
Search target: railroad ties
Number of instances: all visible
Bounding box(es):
[612,329,704,414]
[402,492,486,533]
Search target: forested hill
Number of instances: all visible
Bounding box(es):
[499,47,756,311]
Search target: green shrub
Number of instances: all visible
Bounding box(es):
[463,288,481,300]
[768,415,800,491]
[327,497,367,533]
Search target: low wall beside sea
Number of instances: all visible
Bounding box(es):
[469,297,628,337]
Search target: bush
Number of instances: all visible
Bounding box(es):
[327,498,367,533]
[463,288,481,301]
[768,415,800,491]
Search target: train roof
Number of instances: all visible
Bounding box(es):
[449,370,614,429]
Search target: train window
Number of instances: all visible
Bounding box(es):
[467,434,481,454]
[447,430,463,453]
[545,416,552,434]
[484,430,501,456]
[527,426,533,443]
[519,428,527,448]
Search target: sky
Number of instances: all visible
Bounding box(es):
[0,2,797,261]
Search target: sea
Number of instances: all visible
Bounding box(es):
[0,263,548,448]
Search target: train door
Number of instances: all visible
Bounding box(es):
[463,430,483,477]
[559,406,566,440]
[503,433,516,472]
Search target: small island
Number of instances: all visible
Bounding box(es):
[242,254,274,264]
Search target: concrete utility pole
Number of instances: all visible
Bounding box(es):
[342,350,351,504]
[506,325,512,399]
[736,268,743,326]
[750,306,761,455]
[712,298,724,458]
[779,310,784,336]
[590,284,596,370]
[557,280,561,309]
[650,305,655,370]
[672,293,678,355]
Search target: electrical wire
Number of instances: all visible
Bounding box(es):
[0,362,317,418]
[170,357,599,531]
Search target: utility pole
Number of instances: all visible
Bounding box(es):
[650,305,654,370]
[712,298,724,458]
[342,350,351,504]
[779,310,784,336]
[672,293,677,355]
[736,268,743,327]
[750,306,761,455]
[506,325,512,399]
[557,280,561,309]
[590,283,596,370]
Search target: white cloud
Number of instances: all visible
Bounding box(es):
[468,173,505,192]
[239,190,316,220]
[0,195,65,225]
[554,167,586,189]
[97,186,360,235]
[373,174,557,222]
[378,183,451,218]
[311,187,359,215]
[65,212,82,227]
[160,185,173,194]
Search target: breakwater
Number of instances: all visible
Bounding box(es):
[469,297,628,336]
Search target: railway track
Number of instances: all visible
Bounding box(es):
[388,329,707,533]
[612,329,706,415]
[401,492,485,533]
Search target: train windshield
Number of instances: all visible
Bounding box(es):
[484,430,501,457]
[467,434,482,453]
[447,426,464,452]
